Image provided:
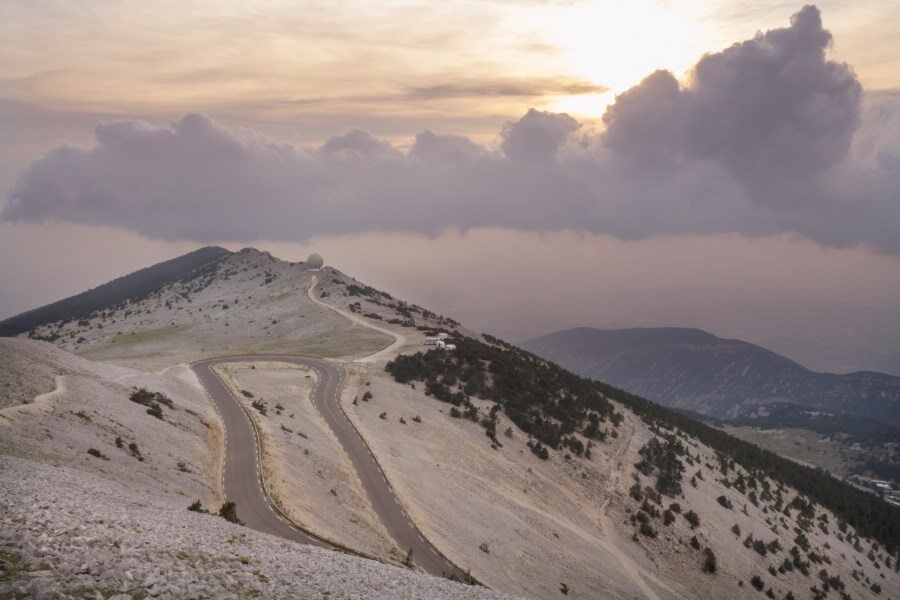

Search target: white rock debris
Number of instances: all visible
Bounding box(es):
[0,456,516,600]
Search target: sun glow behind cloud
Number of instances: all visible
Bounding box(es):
[1,0,897,137]
[539,1,710,116]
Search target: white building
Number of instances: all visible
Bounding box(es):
[422,337,456,350]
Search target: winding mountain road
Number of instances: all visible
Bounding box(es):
[191,353,467,579]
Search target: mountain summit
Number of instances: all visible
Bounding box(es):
[0,246,232,337]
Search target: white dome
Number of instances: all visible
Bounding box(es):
[306,253,324,269]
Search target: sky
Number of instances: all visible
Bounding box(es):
[1,1,899,374]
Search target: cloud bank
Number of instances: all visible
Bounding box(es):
[3,6,899,250]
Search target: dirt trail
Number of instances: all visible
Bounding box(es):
[598,415,680,600]
[306,275,406,363]
[2,376,67,417]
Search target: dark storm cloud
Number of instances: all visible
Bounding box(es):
[3,6,898,250]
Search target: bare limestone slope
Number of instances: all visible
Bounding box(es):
[302,282,900,599]
[0,338,221,504]
[340,353,900,599]
[1,250,510,598]
[0,337,130,409]
[25,248,392,369]
[5,247,899,599]
[0,455,515,600]
[18,247,462,371]
[0,338,513,599]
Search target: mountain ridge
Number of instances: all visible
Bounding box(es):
[522,326,900,424]
[0,245,232,337]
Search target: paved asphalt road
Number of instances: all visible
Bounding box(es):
[191,354,466,580]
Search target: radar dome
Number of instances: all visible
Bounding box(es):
[306,253,324,269]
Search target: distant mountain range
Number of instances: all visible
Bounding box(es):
[522,327,900,425]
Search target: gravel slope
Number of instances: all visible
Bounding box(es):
[0,455,516,600]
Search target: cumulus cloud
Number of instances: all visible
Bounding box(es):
[3,6,898,250]
[601,5,862,202]
[319,128,401,160]
[409,130,488,167]
[500,108,580,164]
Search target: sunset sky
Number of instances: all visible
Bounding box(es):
[2,1,899,374]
